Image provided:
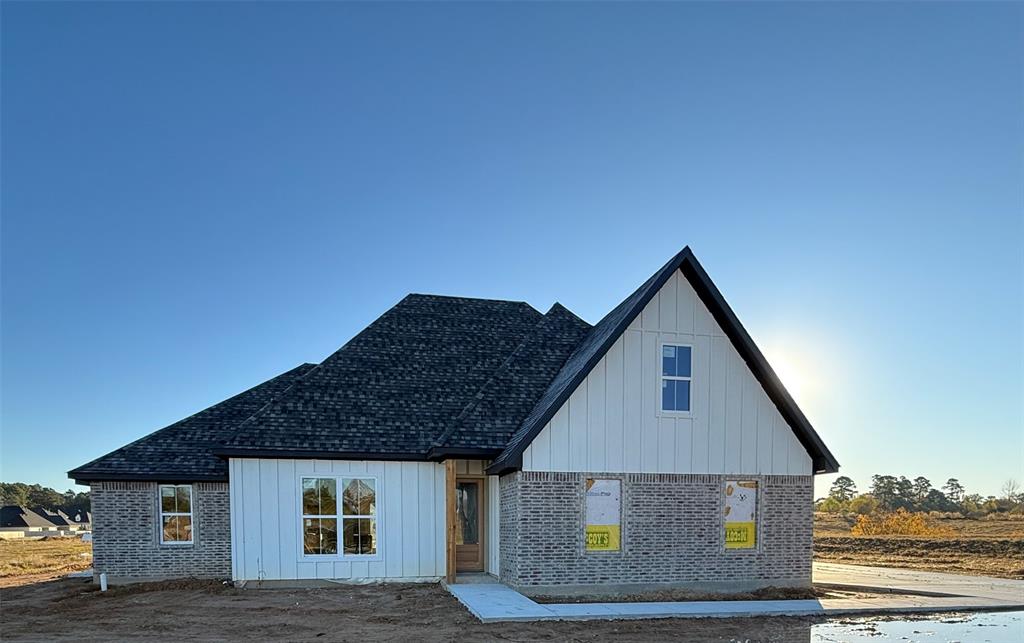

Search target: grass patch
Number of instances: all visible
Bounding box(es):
[0,537,92,581]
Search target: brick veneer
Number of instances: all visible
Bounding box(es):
[90,481,230,582]
[498,471,813,593]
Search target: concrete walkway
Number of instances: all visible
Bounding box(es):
[446,564,1024,623]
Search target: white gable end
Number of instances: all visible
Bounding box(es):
[522,270,813,475]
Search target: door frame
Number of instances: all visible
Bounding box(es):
[454,475,486,573]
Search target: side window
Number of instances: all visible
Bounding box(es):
[159,484,193,544]
[661,344,692,412]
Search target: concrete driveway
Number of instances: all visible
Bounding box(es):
[813,562,1024,602]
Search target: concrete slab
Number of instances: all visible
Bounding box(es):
[814,562,1024,602]
[446,565,1024,624]
[446,582,554,621]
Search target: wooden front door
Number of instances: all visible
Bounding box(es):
[455,479,484,572]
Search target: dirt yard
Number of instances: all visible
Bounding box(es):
[813,514,1024,579]
[1,577,822,642]
[0,537,92,588]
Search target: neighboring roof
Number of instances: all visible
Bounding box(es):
[68,363,316,483]
[217,295,554,458]
[34,508,73,526]
[70,510,92,524]
[0,506,57,529]
[488,247,840,475]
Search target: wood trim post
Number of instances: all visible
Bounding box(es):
[445,458,457,584]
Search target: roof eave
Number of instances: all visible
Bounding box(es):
[211,447,431,462]
[68,471,229,486]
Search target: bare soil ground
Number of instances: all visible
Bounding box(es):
[0,537,91,588]
[1,577,823,642]
[813,514,1024,579]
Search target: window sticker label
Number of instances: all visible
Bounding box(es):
[585,478,621,551]
[724,480,758,549]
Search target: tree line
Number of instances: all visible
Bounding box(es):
[0,482,90,516]
[817,475,1024,517]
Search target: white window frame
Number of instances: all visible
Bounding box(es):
[658,342,693,416]
[298,475,381,561]
[158,484,194,545]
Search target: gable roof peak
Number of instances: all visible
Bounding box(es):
[488,245,839,476]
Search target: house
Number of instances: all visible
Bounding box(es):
[33,508,74,527]
[69,510,92,528]
[69,247,838,593]
[0,506,59,531]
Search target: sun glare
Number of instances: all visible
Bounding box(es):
[761,336,835,410]
[769,353,807,403]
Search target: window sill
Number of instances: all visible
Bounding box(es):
[300,554,382,562]
[656,410,693,419]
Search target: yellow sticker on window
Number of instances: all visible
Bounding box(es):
[585,479,621,551]
[586,525,621,551]
[724,480,757,549]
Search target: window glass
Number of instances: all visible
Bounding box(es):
[160,486,177,513]
[343,517,376,555]
[342,478,376,516]
[158,485,193,544]
[162,515,193,543]
[302,478,337,516]
[662,345,692,377]
[660,344,692,412]
[303,518,338,555]
[302,477,376,557]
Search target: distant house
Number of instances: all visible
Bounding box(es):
[69,510,92,527]
[0,506,58,530]
[34,508,74,527]
[70,247,838,592]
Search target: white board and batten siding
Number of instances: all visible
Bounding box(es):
[230,458,444,582]
[522,270,813,476]
[229,458,499,582]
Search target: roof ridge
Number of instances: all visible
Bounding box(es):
[405,292,540,309]
[432,303,591,450]
[227,294,418,439]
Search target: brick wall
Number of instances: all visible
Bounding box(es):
[90,481,231,581]
[499,472,813,592]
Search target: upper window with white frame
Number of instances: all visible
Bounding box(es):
[661,344,692,412]
[159,484,193,544]
[302,477,377,557]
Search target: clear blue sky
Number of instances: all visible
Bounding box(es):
[2,2,1021,499]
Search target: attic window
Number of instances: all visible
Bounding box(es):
[661,344,691,412]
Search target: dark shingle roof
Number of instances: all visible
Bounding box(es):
[218,295,550,457]
[68,363,315,483]
[34,508,73,526]
[433,303,592,451]
[70,246,838,481]
[1,506,57,529]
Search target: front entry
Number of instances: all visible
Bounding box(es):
[455,479,484,572]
